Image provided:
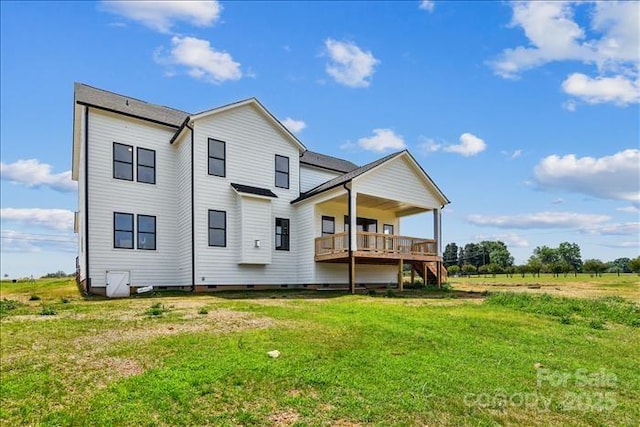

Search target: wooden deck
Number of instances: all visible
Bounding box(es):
[315,231,440,263]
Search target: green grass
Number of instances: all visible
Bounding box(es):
[1,279,639,426]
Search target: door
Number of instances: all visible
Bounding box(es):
[106,270,130,297]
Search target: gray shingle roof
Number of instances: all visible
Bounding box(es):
[74,82,188,127]
[292,151,404,203]
[300,150,358,173]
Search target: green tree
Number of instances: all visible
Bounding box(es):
[443,242,459,267]
[461,264,477,276]
[557,242,582,275]
[629,256,640,275]
[515,264,528,278]
[487,263,503,277]
[583,259,606,277]
[448,265,460,276]
[479,240,514,269]
[463,243,485,267]
[526,257,543,277]
[607,257,631,275]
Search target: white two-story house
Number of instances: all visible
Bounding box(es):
[72,83,450,297]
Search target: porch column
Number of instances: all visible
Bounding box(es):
[348,187,357,293]
[398,259,403,291]
[433,208,442,256]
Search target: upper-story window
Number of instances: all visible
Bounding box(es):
[275,155,289,189]
[113,143,133,181]
[137,148,156,184]
[208,138,226,177]
[321,216,335,236]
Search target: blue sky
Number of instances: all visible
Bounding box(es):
[1,1,638,278]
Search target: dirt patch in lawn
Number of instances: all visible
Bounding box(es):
[269,410,301,426]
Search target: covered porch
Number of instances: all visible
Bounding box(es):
[293,150,450,293]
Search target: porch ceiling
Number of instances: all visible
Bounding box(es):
[318,193,431,216]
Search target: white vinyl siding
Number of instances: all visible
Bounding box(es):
[192,104,301,285]
[355,156,441,209]
[238,197,271,264]
[86,109,181,287]
[299,165,341,192]
[174,134,193,285]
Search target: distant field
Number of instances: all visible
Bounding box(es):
[1,278,638,426]
[447,273,640,302]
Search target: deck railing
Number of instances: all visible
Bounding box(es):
[315,231,437,257]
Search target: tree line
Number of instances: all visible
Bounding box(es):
[442,241,640,277]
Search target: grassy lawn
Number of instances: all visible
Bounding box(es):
[1,278,638,426]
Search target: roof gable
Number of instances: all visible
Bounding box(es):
[292,150,449,205]
[174,98,306,152]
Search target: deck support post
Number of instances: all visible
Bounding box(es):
[410,265,415,286]
[423,263,428,286]
[437,261,442,289]
[398,259,403,291]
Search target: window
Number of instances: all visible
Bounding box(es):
[208,210,226,247]
[383,224,394,235]
[275,218,290,251]
[208,138,225,177]
[321,216,335,236]
[137,148,156,184]
[137,215,156,250]
[113,143,133,181]
[114,212,134,249]
[275,155,289,189]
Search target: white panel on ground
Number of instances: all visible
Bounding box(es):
[106,270,130,297]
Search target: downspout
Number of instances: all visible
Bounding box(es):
[187,122,195,292]
[343,183,353,291]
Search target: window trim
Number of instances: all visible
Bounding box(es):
[275,154,290,189]
[137,215,157,250]
[275,218,290,251]
[113,142,133,181]
[113,212,134,249]
[208,209,227,247]
[383,224,394,235]
[321,215,335,236]
[136,147,156,184]
[208,138,226,177]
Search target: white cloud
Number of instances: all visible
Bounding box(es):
[534,149,640,202]
[616,206,640,214]
[562,73,639,106]
[489,1,639,107]
[551,198,565,205]
[444,133,486,157]
[0,159,76,192]
[157,36,242,83]
[281,117,306,133]
[101,0,222,33]
[467,211,611,229]
[1,208,74,232]
[324,39,379,88]
[357,129,406,153]
[0,229,75,253]
[501,149,523,159]
[417,138,442,155]
[475,232,530,248]
[582,222,640,236]
[600,241,640,249]
[419,1,434,12]
[562,99,577,111]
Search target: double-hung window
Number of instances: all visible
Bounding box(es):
[137,148,156,184]
[114,212,134,249]
[113,143,133,181]
[275,155,289,189]
[208,138,226,177]
[275,218,290,251]
[137,215,156,250]
[208,210,226,247]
